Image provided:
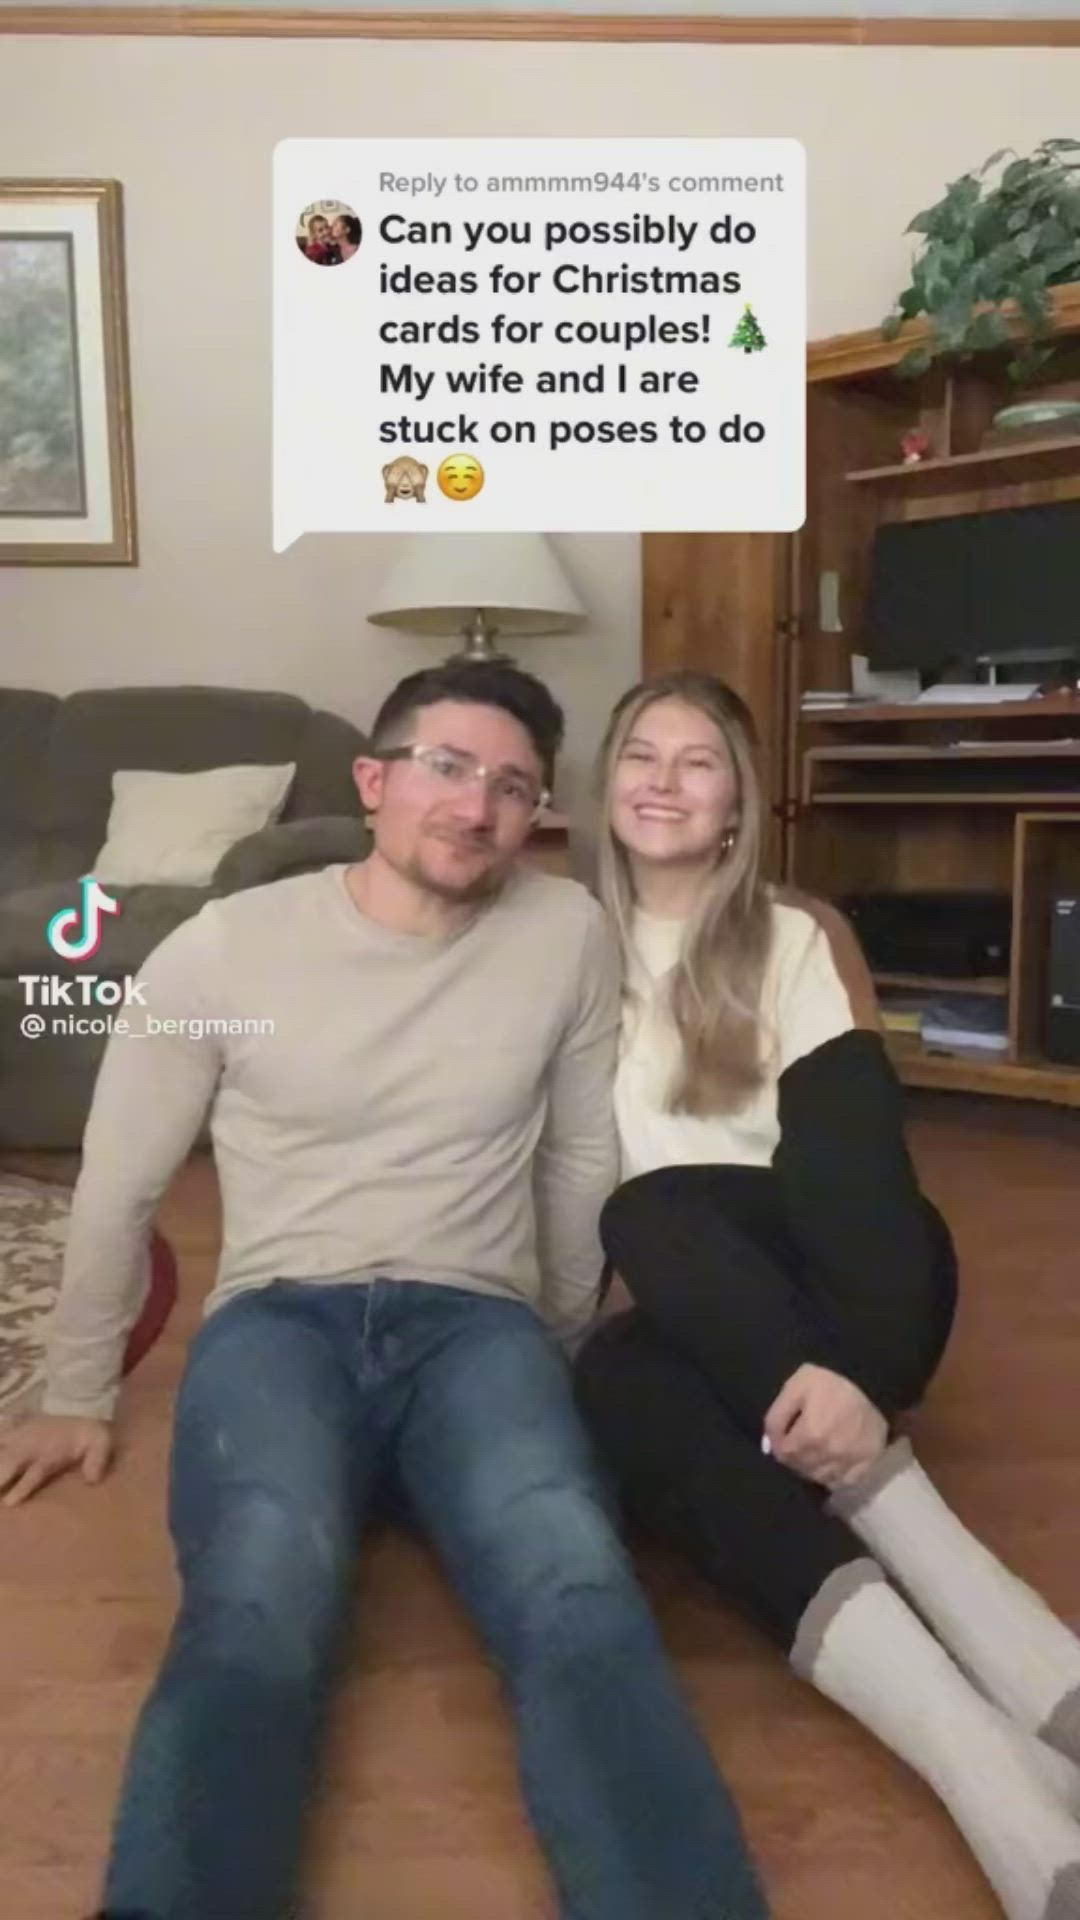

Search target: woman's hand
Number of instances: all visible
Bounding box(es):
[763,1363,887,1491]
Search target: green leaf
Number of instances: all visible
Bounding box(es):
[973,201,1008,247]
[949,174,981,208]
[937,313,974,352]
[881,311,904,341]
[1044,247,1080,281]
[1037,219,1071,253]
[1002,158,1035,192]
[930,240,965,278]
[1014,281,1050,336]
[978,148,1012,173]
[965,308,1011,350]
[1007,342,1057,383]
[896,345,933,379]
[979,239,1022,289]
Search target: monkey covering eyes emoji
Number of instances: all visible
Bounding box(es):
[382,456,429,503]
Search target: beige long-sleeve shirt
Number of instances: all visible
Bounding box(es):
[43,862,621,1420]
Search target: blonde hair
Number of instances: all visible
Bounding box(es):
[595,670,773,1114]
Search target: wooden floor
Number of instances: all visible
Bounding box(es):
[2,1092,1079,1920]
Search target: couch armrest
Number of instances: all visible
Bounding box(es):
[213,814,370,893]
[0,830,98,891]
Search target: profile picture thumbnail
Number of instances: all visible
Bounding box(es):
[295,200,362,267]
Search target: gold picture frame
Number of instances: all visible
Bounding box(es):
[0,178,136,564]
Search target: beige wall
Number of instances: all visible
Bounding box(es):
[2,36,1079,819]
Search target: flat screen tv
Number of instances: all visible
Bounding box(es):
[863,499,1080,673]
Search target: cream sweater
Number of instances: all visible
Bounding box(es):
[615,897,858,1179]
[44,863,621,1420]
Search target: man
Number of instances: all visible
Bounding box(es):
[0,662,768,1920]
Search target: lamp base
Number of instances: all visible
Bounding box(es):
[446,642,515,665]
[445,611,515,667]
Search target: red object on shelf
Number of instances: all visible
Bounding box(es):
[900,427,932,464]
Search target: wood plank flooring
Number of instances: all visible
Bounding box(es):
[1,1091,1078,1919]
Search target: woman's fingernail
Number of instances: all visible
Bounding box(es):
[761,1436,772,1455]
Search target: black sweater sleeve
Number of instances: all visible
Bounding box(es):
[771,906,959,1409]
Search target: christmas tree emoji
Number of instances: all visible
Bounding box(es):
[730,304,766,353]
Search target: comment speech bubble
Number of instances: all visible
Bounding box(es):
[273,137,805,549]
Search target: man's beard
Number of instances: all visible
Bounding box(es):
[403,834,510,904]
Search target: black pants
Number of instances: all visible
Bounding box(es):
[574,1166,959,1654]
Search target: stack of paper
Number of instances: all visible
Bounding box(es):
[921,995,1009,1053]
[915,683,1039,705]
[877,992,1009,1053]
[801,690,874,710]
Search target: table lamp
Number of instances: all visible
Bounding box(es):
[366,533,586,664]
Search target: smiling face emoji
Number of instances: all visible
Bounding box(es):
[437,453,485,501]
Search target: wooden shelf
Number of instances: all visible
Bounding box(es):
[807,743,1080,764]
[846,433,1080,488]
[807,281,1080,384]
[803,742,1080,805]
[802,696,1080,726]
[875,971,1009,997]
[886,1033,1080,1106]
[810,791,1080,806]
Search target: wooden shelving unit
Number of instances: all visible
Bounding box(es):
[795,702,1080,1102]
[786,287,1080,1105]
[640,283,1080,1106]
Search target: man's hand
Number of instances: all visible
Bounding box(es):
[0,1413,113,1507]
[763,1364,887,1491]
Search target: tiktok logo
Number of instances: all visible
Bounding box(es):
[46,875,122,962]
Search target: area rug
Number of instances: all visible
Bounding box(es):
[0,1172,178,1418]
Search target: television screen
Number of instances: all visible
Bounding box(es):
[864,500,1080,672]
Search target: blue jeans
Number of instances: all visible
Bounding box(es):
[101,1280,768,1920]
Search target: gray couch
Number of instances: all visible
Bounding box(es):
[0,685,372,1149]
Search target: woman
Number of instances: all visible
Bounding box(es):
[575,669,1080,1920]
[331,213,362,260]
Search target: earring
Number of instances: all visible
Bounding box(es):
[720,823,738,856]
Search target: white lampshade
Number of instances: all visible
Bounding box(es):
[367,533,586,645]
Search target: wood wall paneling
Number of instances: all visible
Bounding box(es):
[641,530,788,870]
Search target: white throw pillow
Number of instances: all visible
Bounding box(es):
[92,763,296,886]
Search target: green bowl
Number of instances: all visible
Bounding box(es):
[991,398,1080,431]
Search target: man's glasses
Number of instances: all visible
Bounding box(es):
[376,744,550,818]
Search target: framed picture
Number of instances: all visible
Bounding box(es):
[0,178,136,564]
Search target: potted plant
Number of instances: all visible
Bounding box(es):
[882,138,1080,422]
